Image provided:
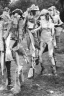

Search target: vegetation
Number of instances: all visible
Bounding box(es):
[8,0,62,11]
[0,0,62,13]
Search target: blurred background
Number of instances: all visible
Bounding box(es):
[0,0,62,14]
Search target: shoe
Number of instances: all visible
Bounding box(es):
[28,67,34,79]
[0,85,5,91]
[40,63,44,75]
[51,65,57,76]
[7,85,13,90]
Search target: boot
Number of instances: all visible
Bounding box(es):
[35,58,39,65]
[51,65,57,76]
[28,66,34,79]
[40,63,44,75]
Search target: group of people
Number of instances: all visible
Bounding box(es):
[0,4,64,92]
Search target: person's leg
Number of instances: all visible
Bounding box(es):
[15,52,24,87]
[53,35,57,48]
[28,30,35,50]
[26,34,31,50]
[1,51,4,76]
[39,41,45,74]
[55,27,62,48]
[56,36,60,48]
[11,52,23,93]
[27,30,36,78]
[28,44,36,79]
[48,41,57,75]
[5,61,11,87]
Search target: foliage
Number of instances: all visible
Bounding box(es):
[0,0,62,12]
[0,0,10,8]
[9,0,62,11]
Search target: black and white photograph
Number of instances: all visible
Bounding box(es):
[0,0,64,96]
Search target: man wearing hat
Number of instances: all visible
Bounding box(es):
[28,5,40,79]
[31,9,57,75]
[23,4,40,78]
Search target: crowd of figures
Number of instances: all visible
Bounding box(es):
[0,4,64,93]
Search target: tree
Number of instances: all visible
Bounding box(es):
[0,0,10,8]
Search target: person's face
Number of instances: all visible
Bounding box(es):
[49,10,53,16]
[35,11,40,16]
[6,9,10,13]
[31,10,36,16]
[40,15,45,20]
[30,11,33,16]
[53,9,56,16]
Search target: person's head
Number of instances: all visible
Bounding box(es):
[14,13,21,20]
[48,6,56,16]
[29,4,39,16]
[3,7,10,13]
[40,15,45,20]
[30,10,36,16]
[40,9,49,21]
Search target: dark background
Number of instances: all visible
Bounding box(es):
[0,0,62,13]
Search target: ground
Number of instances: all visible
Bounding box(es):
[0,32,64,96]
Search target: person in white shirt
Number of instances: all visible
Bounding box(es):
[31,9,57,75]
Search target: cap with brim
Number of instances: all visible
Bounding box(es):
[48,8,52,11]
[40,9,49,16]
[11,9,23,16]
[48,6,56,11]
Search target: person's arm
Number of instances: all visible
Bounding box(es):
[3,21,12,40]
[23,17,27,25]
[58,17,63,25]
[54,15,63,27]
[31,25,42,33]
[51,24,55,37]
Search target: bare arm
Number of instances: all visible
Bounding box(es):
[31,26,42,33]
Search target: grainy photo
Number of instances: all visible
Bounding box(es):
[0,0,64,96]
